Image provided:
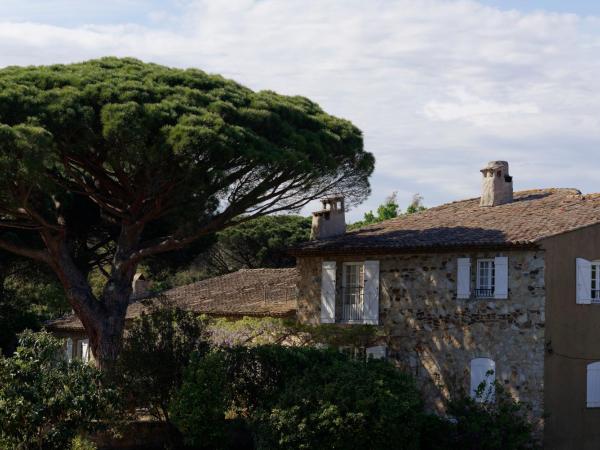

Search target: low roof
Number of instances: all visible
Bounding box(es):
[46,268,298,332]
[294,189,600,255]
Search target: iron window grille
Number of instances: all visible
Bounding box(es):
[341,263,365,323]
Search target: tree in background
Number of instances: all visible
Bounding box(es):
[349,192,426,230]
[0,58,374,368]
[198,215,311,276]
[0,250,68,355]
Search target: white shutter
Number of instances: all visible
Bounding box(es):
[65,338,73,362]
[457,258,471,299]
[577,258,592,304]
[363,260,380,325]
[366,345,387,360]
[320,261,336,323]
[470,358,496,402]
[587,362,600,407]
[494,256,508,299]
[80,339,90,363]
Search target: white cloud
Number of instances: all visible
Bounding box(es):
[1,0,600,220]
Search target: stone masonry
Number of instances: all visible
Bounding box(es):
[296,250,545,428]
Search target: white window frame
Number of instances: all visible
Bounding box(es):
[592,262,600,303]
[476,259,495,298]
[341,262,365,324]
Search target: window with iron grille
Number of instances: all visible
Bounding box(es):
[476,259,495,298]
[342,262,364,323]
[592,262,600,303]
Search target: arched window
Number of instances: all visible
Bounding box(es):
[587,362,600,407]
[470,358,496,402]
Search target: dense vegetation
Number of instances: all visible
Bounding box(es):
[0,57,374,367]
[0,331,120,449]
[171,346,423,450]
[0,312,537,450]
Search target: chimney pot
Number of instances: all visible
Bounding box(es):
[480,161,513,207]
[131,273,151,300]
[310,196,346,240]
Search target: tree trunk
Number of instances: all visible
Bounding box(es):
[48,225,141,370]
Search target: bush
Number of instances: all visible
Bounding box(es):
[421,381,535,450]
[171,346,423,450]
[115,301,209,422]
[0,331,120,450]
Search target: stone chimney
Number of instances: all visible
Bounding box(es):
[131,273,151,300]
[310,196,346,240]
[480,161,513,207]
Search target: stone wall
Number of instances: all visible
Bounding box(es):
[296,250,545,427]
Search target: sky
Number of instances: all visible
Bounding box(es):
[1,0,600,221]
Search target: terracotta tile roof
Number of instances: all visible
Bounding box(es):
[294,189,600,255]
[46,268,298,332]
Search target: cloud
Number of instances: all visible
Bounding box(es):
[1,0,600,220]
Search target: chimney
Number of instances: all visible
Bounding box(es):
[131,273,151,300]
[310,196,346,240]
[480,161,513,207]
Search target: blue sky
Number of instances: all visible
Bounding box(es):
[1,0,600,220]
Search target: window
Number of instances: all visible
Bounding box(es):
[588,362,600,407]
[342,263,365,323]
[470,358,496,402]
[476,259,495,298]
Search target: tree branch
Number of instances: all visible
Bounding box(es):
[0,238,51,264]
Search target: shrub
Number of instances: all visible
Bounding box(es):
[169,352,230,449]
[115,301,209,422]
[171,346,423,450]
[0,331,120,450]
[421,380,535,450]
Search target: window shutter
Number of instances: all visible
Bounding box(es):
[494,256,508,299]
[80,339,90,363]
[457,258,471,299]
[587,362,600,407]
[321,261,336,323]
[366,345,387,360]
[470,358,496,402]
[577,258,592,304]
[363,260,380,325]
[65,338,73,362]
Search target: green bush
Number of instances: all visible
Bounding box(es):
[0,331,120,450]
[421,381,535,450]
[115,302,209,422]
[171,346,423,450]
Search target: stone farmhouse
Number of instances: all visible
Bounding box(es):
[291,161,600,450]
[46,268,298,364]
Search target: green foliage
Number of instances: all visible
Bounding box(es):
[0,251,69,355]
[70,436,98,450]
[170,352,231,449]
[421,381,535,450]
[406,193,427,215]
[349,192,427,230]
[115,302,210,422]
[171,346,423,450]
[0,331,120,450]
[199,215,311,276]
[152,215,311,289]
[0,57,373,366]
